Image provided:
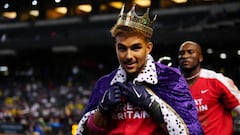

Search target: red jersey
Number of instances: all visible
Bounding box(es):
[108,102,162,135]
[108,94,189,135]
[190,68,240,135]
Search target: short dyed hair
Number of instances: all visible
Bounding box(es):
[110,25,151,41]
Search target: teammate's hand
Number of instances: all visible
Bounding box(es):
[98,85,122,114]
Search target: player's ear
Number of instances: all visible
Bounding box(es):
[147,42,153,54]
[199,54,203,62]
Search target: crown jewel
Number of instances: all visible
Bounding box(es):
[116,4,157,38]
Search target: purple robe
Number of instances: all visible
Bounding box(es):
[80,62,203,135]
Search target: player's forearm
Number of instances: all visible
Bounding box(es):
[87,110,108,135]
[147,101,169,134]
[93,111,108,127]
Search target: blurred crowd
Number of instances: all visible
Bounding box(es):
[0,69,95,135]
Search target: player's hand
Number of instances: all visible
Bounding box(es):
[116,82,153,109]
[116,82,169,134]
[98,85,122,114]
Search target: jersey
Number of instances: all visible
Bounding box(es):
[76,60,203,135]
[190,68,240,135]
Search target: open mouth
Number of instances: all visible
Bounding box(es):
[124,62,136,69]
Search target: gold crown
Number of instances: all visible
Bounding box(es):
[116,4,157,38]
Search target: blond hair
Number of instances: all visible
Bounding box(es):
[110,25,151,41]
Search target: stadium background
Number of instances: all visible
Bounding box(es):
[0,0,239,134]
